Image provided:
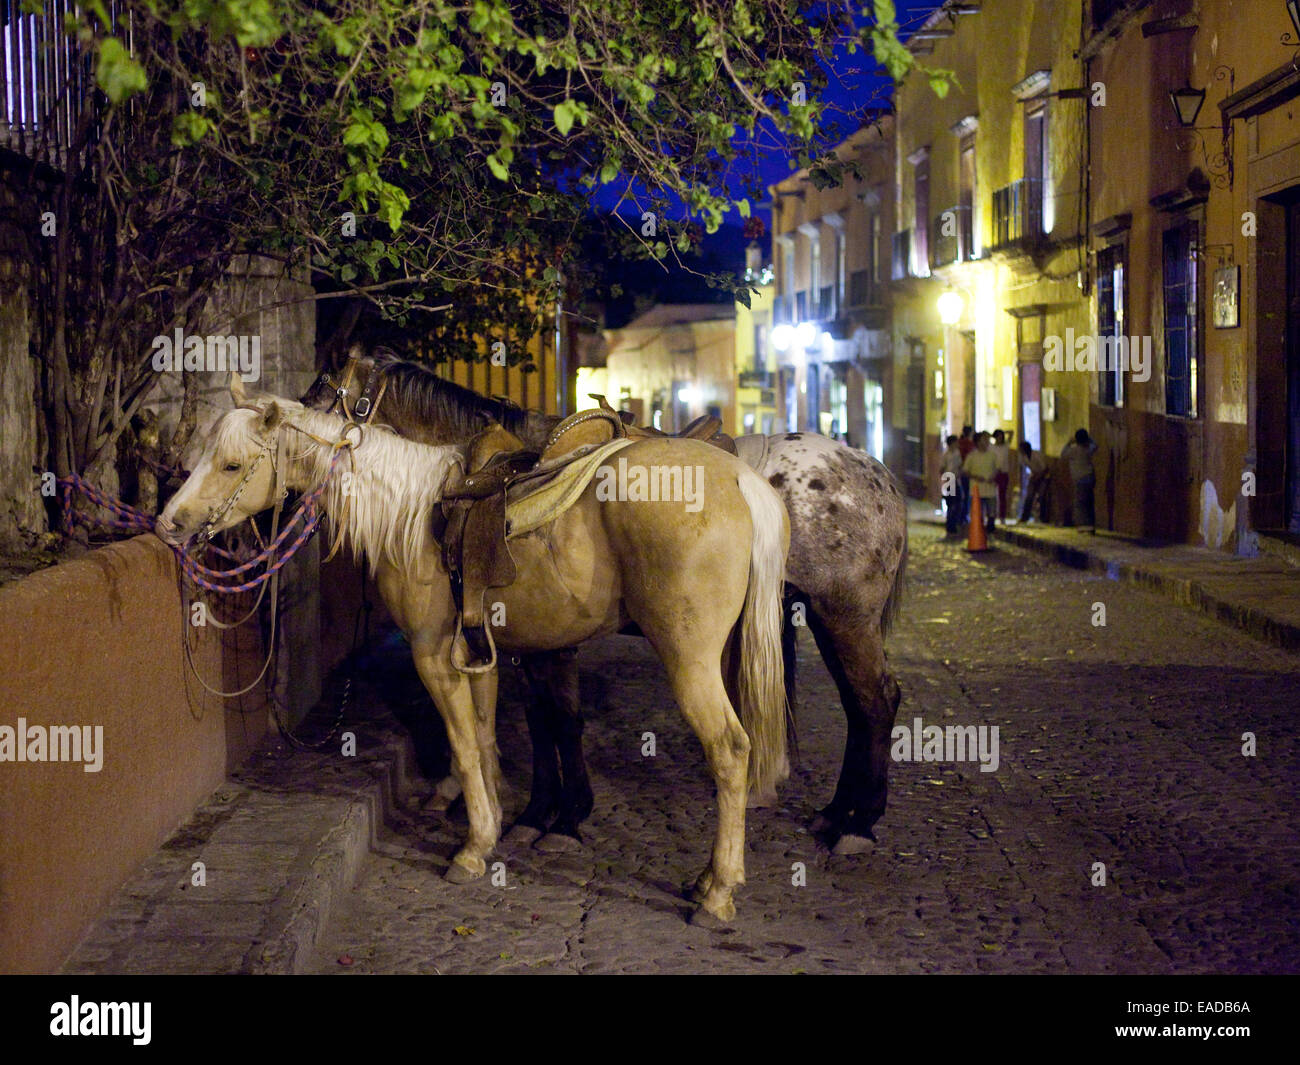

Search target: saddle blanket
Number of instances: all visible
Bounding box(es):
[505,437,637,539]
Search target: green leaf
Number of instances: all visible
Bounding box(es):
[486,153,509,181]
[553,99,578,137]
[96,37,147,104]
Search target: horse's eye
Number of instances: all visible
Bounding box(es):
[224,463,242,473]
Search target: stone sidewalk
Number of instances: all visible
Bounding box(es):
[912,500,1300,650]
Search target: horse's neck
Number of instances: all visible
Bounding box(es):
[284,408,457,574]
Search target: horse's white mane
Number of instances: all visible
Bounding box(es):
[219,401,461,577]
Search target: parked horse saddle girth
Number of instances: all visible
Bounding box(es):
[438,405,735,673]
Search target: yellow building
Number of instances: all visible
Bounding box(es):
[733,242,780,436]
[769,117,896,463]
[891,0,1091,506]
[593,304,738,432]
[1085,0,1300,549]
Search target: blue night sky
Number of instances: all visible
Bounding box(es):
[590,1,943,315]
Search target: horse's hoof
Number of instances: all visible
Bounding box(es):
[832,832,875,856]
[444,861,482,884]
[809,812,835,834]
[747,788,779,810]
[534,832,582,854]
[502,824,543,847]
[689,899,735,927]
[690,870,714,903]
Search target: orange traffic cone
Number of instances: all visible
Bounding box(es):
[966,490,990,552]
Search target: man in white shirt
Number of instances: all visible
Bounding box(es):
[962,431,999,535]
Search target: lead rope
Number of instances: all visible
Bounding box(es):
[272,556,371,751]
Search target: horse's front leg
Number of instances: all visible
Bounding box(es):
[410,637,502,881]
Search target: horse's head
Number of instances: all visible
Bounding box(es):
[156,390,290,546]
[300,342,382,414]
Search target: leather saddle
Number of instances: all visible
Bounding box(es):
[438,411,629,673]
[438,403,735,674]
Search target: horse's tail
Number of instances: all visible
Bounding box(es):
[735,465,791,797]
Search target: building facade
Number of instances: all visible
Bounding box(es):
[769,118,897,465]
[891,0,1091,509]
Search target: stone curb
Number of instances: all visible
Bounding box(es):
[990,523,1300,652]
[60,721,422,975]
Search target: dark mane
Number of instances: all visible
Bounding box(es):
[371,348,548,443]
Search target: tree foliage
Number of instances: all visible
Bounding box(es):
[35,0,927,491]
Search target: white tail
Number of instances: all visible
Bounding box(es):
[734,464,790,795]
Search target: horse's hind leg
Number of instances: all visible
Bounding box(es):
[660,654,751,923]
[515,649,593,852]
[805,605,899,854]
[507,653,563,845]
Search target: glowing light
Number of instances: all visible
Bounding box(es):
[795,321,816,347]
[937,290,964,325]
[772,324,794,351]
[677,386,697,404]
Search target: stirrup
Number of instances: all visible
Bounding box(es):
[450,615,498,675]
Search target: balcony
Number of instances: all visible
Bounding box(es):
[738,370,772,389]
[930,204,974,269]
[817,285,835,321]
[773,293,794,326]
[847,269,875,308]
[989,179,1044,253]
[847,269,887,331]
[892,230,914,280]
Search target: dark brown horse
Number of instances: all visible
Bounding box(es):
[302,347,906,853]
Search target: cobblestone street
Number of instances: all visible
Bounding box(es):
[305,522,1300,974]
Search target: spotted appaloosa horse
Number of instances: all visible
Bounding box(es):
[303,347,907,854]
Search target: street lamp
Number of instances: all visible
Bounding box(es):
[795,321,816,348]
[772,323,794,351]
[937,290,964,325]
[1169,84,1206,127]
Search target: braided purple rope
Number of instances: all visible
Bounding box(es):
[57,446,348,595]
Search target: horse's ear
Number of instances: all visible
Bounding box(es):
[258,402,283,434]
[230,371,247,405]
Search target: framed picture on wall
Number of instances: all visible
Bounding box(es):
[1212,265,1239,329]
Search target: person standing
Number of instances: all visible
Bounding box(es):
[957,425,974,521]
[1060,427,1099,531]
[941,435,964,536]
[962,430,998,535]
[991,429,1012,524]
[1018,440,1050,523]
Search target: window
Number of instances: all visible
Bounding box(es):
[1097,242,1126,407]
[1162,218,1199,418]
[914,154,930,275]
[1025,102,1049,234]
[753,323,767,374]
[959,134,977,257]
[870,213,882,281]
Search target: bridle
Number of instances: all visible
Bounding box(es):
[318,356,388,424]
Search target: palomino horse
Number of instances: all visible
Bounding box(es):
[303,348,907,853]
[157,388,789,923]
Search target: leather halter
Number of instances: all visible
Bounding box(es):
[320,356,388,424]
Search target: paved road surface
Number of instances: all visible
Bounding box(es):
[309,522,1300,974]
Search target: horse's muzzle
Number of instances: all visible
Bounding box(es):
[154,514,184,546]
